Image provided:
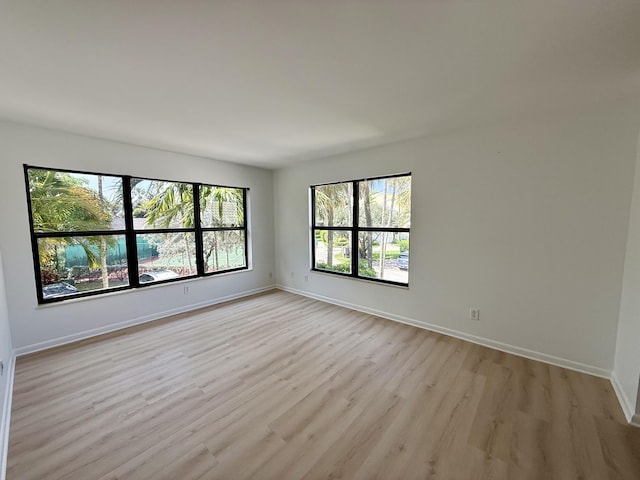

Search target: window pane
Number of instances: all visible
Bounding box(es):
[28,169,124,233]
[359,176,411,228]
[200,186,244,228]
[202,231,246,273]
[357,232,409,284]
[314,183,353,227]
[37,235,129,299]
[137,232,197,282]
[131,179,194,229]
[314,230,351,273]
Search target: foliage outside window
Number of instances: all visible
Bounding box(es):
[25,165,248,303]
[311,173,411,286]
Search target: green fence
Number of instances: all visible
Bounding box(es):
[64,237,157,268]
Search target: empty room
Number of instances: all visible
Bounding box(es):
[1,1,640,479]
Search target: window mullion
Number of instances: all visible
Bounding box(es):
[311,187,316,269]
[243,188,249,270]
[352,180,359,278]
[123,176,140,287]
[33,230,127,239]
[193,184,204,276]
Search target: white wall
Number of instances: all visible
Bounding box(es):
[614,131,640,424]
[0,121,275,351]
[0,250,13,480]
[274,103,640,375]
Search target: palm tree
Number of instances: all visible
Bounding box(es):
[315,184,348,267]
[141,182,244,273]
[200,186,244,271]
[394,176,412,228]
[28,169,113,282]
[144,182,195,228]
[142,181,196,273]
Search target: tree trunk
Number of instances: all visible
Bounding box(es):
[379,180,389,278]
[225,234,230,267]
[184,235,194,274]
[213,234,219,270]
[98,176,109,289]
[389,178,396,227]
[361,183,373,268]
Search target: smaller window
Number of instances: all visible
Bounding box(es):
[311,173,411,286]
[200,185,247,273]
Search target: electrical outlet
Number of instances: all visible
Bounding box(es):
[269,272,273,279]
[183,285,190,294]
[0,360,3,376]
[304,275,309,282]
[469,308,480,321]
[291,271,294,278]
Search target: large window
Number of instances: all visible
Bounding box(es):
[311,173,411,286]
[25,165,248,303]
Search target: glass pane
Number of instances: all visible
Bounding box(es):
[314,230,351,273]
[137,232,197,282]
[359,175,411,228]
[131,179,194,229]
[27,168,124,233]
[202,231,246,273]
[314,183,353,227]
[200,186,244,228]
[357,232,409,284]
[37,235,129,299]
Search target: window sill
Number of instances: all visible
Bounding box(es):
[310,268,410,290]
[35,267,252,308]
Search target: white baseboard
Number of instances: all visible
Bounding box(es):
[632,414,640,428]
[1,353,15,480]
[277,285,611,379]
[15,285,276,357]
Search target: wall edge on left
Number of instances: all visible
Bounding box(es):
[0,352,16,480]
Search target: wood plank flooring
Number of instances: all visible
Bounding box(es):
[7,290,640,479]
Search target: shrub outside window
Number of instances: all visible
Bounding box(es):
[311,173,411,286]
[25,165,248,303]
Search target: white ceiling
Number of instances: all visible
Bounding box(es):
[1,1,639,169]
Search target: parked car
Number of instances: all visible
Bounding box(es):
[397,251,409,270]
[139,270,180,284]
[42,281,79,299]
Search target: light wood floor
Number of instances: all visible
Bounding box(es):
[7,290,640,479]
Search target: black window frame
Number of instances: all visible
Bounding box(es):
[311,172,411,287]
[197,183,249,275]
[24,164,249,304]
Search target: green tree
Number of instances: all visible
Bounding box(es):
[357,176,411,277]
[144,182,195,228]
[28,170,113,282]
[139,182,244,273]
[200,186,244,271]
[315,183,350,267]
[142,181,196,273]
